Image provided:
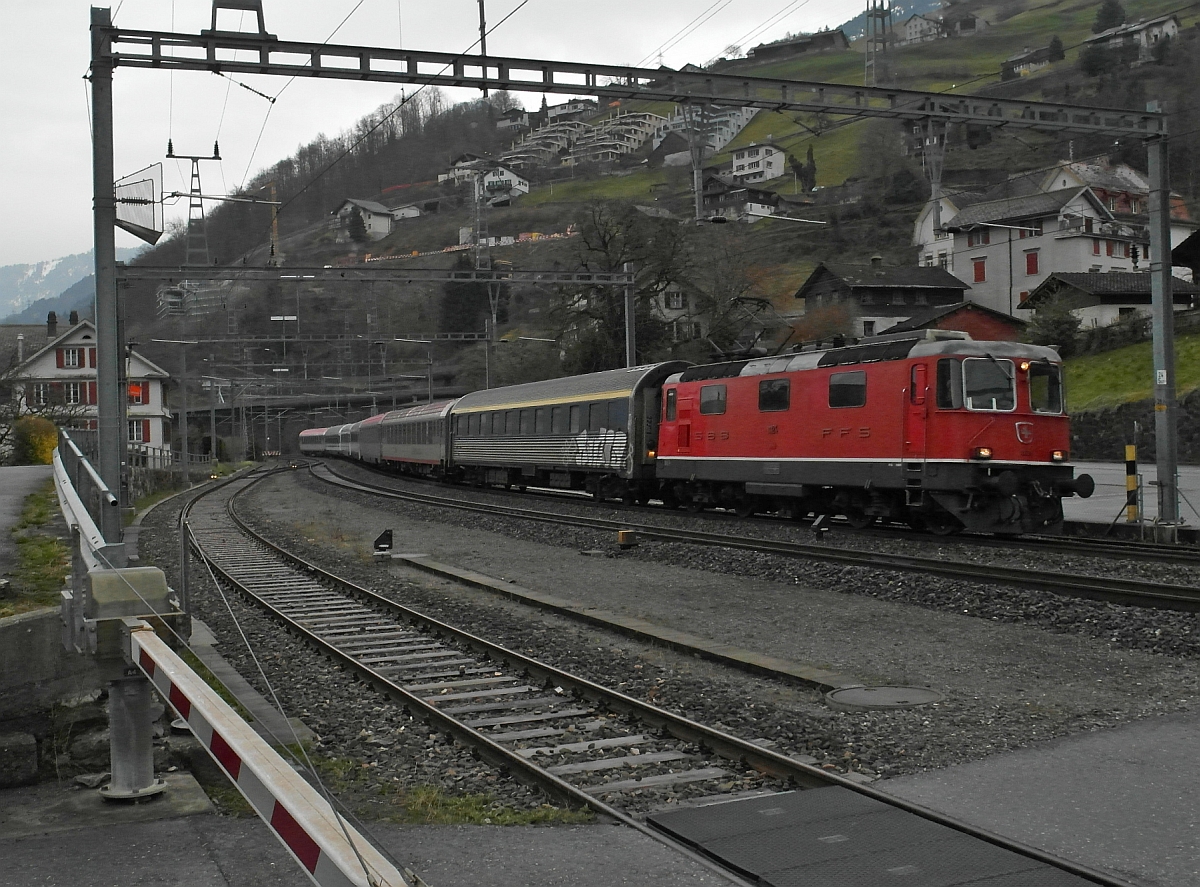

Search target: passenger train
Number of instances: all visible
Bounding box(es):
[299,330,1094,535]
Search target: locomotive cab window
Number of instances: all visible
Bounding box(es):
[963,358,1016,411]
[759,378,790,412]
[665,389,677,421]
[828,372,865,408]
[699,384,727,415]
[1029,362,1063,414]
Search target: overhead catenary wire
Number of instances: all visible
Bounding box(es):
[272,0,533,217]
[635,1,732,68]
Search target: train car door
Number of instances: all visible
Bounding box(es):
[903,363,928,460]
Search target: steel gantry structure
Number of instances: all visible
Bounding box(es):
[90,6,1182,534]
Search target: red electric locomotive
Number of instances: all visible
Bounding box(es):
[654,330,1093,534]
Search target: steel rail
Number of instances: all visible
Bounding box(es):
[309,463,1200,612]
[186,467,1132,887]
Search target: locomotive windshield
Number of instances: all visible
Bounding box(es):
[963,358,1016,411]
[1029,362,1064,414]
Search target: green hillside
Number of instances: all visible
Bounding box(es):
[1066,328,1200,413]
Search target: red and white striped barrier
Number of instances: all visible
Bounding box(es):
[130,625,411,887]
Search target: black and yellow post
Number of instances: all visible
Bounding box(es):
[1125,443,1139,523]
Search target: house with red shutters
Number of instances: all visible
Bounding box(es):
[7,314,171,455]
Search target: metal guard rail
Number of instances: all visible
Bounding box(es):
[54,430,121,570]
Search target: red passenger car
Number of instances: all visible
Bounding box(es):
[655,331,1093,534]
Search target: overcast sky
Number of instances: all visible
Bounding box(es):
[1,0,863,267]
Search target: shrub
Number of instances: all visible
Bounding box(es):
[11,417,58,465]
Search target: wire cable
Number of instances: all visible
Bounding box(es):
[272,0,533,216]
[635,1,731,68]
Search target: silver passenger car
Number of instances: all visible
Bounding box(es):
[448,362,688,499]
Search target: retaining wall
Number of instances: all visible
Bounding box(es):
[0,608,99,727]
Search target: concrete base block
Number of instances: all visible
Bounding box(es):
[0,733,39,788]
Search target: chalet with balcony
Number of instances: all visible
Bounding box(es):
[794,260,969,338]
[5,314,171,453]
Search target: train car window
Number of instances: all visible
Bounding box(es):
[551,406,567,434]
[467,414,478,436]
[570,405,583,434]
[608,400,628,432]
[505,410,520,435]
[828,372,866,408]
[936,359,964,408]
[520,409,534,435]
[963,358,1016,411]
[535,408,549,435]
[699,384,727,415]
[760,378,791,411]
[1029,362,1063,414]
[588,403,605,433]
[665,388,677,421]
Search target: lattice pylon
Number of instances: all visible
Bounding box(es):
[184,160,210,268]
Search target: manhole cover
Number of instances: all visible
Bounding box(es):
[825,686,942,711]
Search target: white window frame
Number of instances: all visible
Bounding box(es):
[62,348,83,368]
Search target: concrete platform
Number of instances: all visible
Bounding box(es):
[0,776,721,887]
[1064,461,1200,527]
[877,711,1200,887]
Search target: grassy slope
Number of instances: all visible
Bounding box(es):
[1066,329,1200,413]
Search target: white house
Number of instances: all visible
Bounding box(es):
[730,143,787,183]
[9,317,171,453]
[546,98,597,123]
[472,166,530,206]
[939,187,1146,316]
[1084,14,1180,62]
[390,203,422,221]
[900,14,941,45]
[333,199,394,242]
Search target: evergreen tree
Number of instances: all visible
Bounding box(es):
[1025,297,1081,357]
[1048,35,1065,62]
[347,208,368,244]
[1093,0,1125,34]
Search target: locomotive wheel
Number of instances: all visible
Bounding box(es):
[925,511,964,536]
[734,497,757,519]
[844,509,876,529]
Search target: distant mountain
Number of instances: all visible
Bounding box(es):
[0,248,141,322]
[3,275,97,325]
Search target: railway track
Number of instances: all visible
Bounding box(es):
[309,461,1200,613]
[183,467,1129,887]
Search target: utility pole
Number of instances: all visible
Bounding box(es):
[89,8,125,553]
[624,262,636,367]
[1147,134,1179,531]
[478,1,488,98]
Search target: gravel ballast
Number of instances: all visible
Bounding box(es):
[138,467,1200,814]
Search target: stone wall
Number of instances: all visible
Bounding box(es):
[0,608,99,727]
[1071,388,1200,463]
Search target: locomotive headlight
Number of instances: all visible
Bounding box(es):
[1018,360,1032,372]
[1051,450,1066,462]
[972,446,993,460]
[647,449,656,459]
